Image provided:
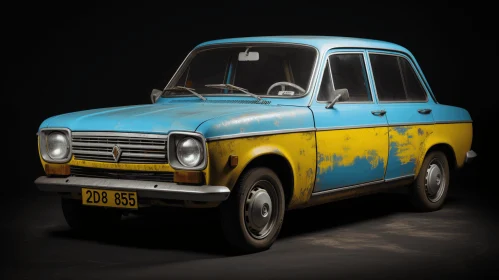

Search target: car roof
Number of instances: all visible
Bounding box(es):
[195,35,411,54]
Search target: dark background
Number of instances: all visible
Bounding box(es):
[3,1,498,279]
[5,2,496,195]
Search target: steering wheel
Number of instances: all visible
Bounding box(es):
[266,82,306,95]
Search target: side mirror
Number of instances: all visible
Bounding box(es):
[150,89,163,103]
[326,88,349,109]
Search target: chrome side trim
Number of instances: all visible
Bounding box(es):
[311,174,415,197]
[315,121,470,132]
[315,122,433,131]
[388,122,435,126]
[315,124,382,131]
[465,150,477,163]
[435,120,473,124]
[35,176,230,202]
[311,180,384,197]
[205,127,316,141]
[384,174,415,182]
[205,121,452,139]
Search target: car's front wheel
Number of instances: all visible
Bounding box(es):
[409,150,450,211]
[61,197,122,231]
[219,167,285,254]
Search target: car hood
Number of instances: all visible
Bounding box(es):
[39,103,267,134]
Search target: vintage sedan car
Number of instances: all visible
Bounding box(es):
[35,36,476,253]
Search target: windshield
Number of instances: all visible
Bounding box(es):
[165,45,317,97]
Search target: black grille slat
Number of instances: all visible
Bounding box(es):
[70,166,174,183]
[71,132,168,164]
[74,156,167,163]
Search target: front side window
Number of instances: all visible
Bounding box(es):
[317,53,372,102]
[369,53,427,102]
[165,45,317,97]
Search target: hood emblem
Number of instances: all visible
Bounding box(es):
[112,145,122,162]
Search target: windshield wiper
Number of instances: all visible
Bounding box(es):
[205,84,262,101]
[162,86,206,101]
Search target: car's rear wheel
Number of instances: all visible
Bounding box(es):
[219,167,285,254]
[409,150,450,211]
[61,197,122,231]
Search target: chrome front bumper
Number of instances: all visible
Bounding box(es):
[35,176,230,202]
[465,150,477,163]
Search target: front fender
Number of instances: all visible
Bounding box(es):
[206,131,317,208]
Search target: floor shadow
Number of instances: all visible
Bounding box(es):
[50,207,233,256]
[280,190,465,239]
[48,188,466,255]
[279,192,410,239]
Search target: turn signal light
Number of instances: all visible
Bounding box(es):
[45,164,70,176]
[174,171,203,184]
[229,155,238,167]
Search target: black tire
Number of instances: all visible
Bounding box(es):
[409,151,450,212]
[61,197,122,231]
[219,167,286,254]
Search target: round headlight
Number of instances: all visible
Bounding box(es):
[47,132,70,160]
[176,137,203,167]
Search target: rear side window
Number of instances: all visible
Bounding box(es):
[369,54,427,102]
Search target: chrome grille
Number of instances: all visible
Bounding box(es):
[70,166,174,182]
[71,132,168,164]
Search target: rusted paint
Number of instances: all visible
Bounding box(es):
[207,132,317,209]
[386,125,431,178]
[417,123,472,171]
[386,123,472,178]
[314,127,389,191]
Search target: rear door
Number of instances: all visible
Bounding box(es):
[366,51,435,180]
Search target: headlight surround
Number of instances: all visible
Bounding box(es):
[176,137,203,167]
[167,132,207,170]
[39,128,72,163]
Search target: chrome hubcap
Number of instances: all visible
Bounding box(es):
[425,159,446,202]
[244,180,278,239]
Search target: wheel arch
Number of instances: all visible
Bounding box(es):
[237,153,294,208]
[423,143,457,171]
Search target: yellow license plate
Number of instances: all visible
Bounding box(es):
[82,188,138,209]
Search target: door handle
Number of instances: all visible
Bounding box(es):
[371,110,386,116]
[418,108,432,114]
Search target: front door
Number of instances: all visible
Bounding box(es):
[311,50,389,193]
[366,51,435,180]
